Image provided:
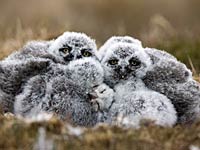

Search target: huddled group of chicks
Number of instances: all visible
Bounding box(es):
[0,32,200,127]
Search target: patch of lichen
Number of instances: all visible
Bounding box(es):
[0,115,200,150]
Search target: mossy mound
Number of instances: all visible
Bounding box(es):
[0,114,200,150]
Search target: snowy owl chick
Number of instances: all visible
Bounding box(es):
[100,36,199,124]
[15,58,114,127]
[0,32,97,113]
[99,43,177,127]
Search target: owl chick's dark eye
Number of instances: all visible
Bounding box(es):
[59,47,71,54]
[129,57,141,66]
[108,59,119,65]
[81,49,92,57]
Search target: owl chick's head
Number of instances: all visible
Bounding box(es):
[67,57,104,92]
[101,43,151,87]
[49,32,98,64]
[98,36,142,61]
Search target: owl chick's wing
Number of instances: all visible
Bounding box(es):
[0,58,51,112]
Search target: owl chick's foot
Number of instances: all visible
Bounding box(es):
[89,84,114,112]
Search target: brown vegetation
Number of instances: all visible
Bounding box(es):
[0,114,200,150]
[0,1,200,149]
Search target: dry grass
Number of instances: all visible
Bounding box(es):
[0,114,200,150]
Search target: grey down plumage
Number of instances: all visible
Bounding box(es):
[0,32,98,112]
[143,48,200,124]
[98,42,177,127]
[100,36,200,124]
[14,58,114,127]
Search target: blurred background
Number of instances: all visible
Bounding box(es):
[0,0,200,73]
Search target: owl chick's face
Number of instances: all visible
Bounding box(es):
[49,32,98,64]
[101,43,151,87]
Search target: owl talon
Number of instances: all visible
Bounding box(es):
[88,92,98,100]
[88,84,114,111]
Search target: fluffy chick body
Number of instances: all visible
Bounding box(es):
[15,58,114,127]
[107,78,177,128]
[143,48,200,124]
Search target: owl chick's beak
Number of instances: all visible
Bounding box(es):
[118,69,128,79]
[119,73,128,79]
[121,75,125,79]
